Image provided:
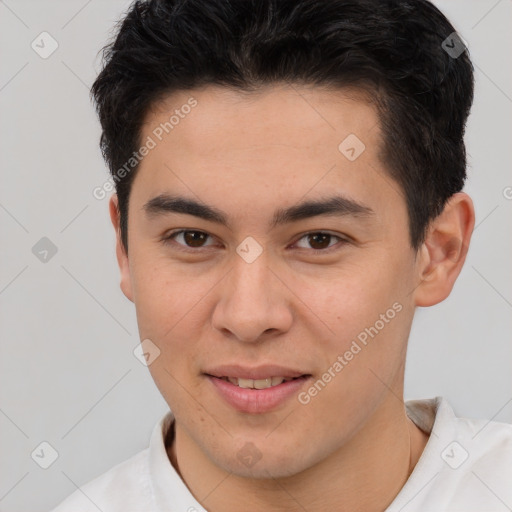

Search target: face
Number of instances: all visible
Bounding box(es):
[114,84,424,478]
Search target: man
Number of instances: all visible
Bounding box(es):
[51,0,512,510]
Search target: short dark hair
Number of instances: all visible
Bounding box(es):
[91,0,474,252]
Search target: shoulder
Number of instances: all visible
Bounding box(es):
[49,448,154,512]
[394,397,512,511]
[451,404,512,471]
[451,409,512,483]
[407,396,512,468]
[439,405,512,509]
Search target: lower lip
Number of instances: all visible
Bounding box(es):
[207,375,311,414]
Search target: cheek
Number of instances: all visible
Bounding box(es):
[304,259,412,376]
[306,262,403,332]
[130,253,203,335]
[130,260,212,399]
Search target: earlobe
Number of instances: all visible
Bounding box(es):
[413,193,475,307]
[109,194,134,303]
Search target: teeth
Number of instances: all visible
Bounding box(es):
[222,376,295,389]
[254,378,273,389]
[271,376,286,386]
[238,378,256,389]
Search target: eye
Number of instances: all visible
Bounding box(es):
[162,230,216,251]
[292,232,348,252]
[162,229,350,254]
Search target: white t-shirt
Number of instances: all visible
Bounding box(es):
[49,396,512,512]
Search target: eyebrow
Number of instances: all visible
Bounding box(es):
[143,193,374,229]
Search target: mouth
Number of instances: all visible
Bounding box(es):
[204,367,312,413]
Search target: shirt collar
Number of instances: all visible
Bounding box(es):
[148,410,207,512]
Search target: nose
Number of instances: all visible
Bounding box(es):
[211,250,293,343]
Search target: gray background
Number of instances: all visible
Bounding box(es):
[0,1,510,511]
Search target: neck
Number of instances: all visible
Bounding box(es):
[166,393,430,512]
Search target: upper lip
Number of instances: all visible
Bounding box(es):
[204,364,310,380]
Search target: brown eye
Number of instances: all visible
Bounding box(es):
[294,232,347,251]
[163,230,215,250]
[182,231,208,247]
[307,233,331,250]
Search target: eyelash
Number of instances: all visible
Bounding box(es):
[161,229,350,254]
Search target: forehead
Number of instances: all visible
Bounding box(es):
[130,84,404,229]
[143,83,380,157]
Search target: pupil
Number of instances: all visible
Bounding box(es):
[309,233,330,249]
[184,231,206,247]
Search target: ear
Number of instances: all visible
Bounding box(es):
[109,194,134,303]
[413,192,475,307]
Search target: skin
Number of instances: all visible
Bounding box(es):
[109,84,474,512]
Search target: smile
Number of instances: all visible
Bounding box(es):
[206,373,312,413]
[218,376,299,389]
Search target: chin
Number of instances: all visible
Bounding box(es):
[211,441,317,480]
[231,457,305,480]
